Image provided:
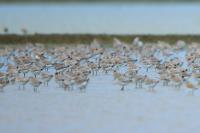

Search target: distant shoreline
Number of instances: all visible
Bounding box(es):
[0,34,200,45]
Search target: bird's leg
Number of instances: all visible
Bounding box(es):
[79,86,83,92]
[64,87,67,91]
[135,81,138,88]
[146,67,149,72]
[177,82,182,90]
[82,86,87,92]
[191,89,195,95]
[139,80,143,88]
[187,89,194,96]
[163,80,167,86]
[166,80,169,86]
[34,87,37,93]
[23,85,25,91]
[163,81,166,86]
[121,85,124,91]
[187,90,193,96]
[18,85,21,90]
[147,87,156,93]
[105,70,108,74]
[95,70,98,76]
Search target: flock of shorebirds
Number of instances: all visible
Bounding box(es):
[0,37,200,95]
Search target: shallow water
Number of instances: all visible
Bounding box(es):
[1,46,200,133]
[1,3,200,34]
[0,81,200,133]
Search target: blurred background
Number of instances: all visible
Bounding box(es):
[1,0,200,35]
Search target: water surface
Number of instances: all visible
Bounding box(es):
[1,3,200,34]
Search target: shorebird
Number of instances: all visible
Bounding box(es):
[62,79,71,91]
[175,40,186,50]
[29,77,42,92]
[15,76,29,90]
[113,70,132,91]
[191,63,200,73]
[159,72,170,86]
[185,81,198,95]
[7,66,18,77]
[31,66,43,78]
[9,76,16,85]
[0,77,9,92]
[171,74,183,90]
[180,68,191,79]
[18,64,30,77]
[193,72,200,85]
[2,37,200,95]
[144,75,159,92]
[53,63,68,73]
[87,61,98,75]
[134,74,145,89]
[41,72,53,86]
[132,37,143,47]
[42,60,53,71]
[54,72,65,87]
[74,75,89,91]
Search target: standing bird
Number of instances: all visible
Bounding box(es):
[113,70,132,91]
[74,75,89,91]
[193,72,200,85]
[15,76,29,90]
[171,74,183,90]
[185,81,198,95]
[41,72,53,86]
[62,79,71,91]
[0,77,9,92]
[29,77,42,92]
[144,75,159,92]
